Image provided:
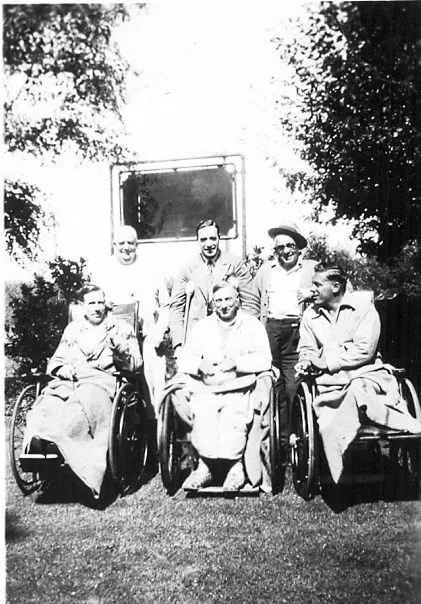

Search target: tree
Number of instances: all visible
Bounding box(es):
[277,1,421,259]
[4,179,49,261]
[3,3,138,260]
[7,256,89,372]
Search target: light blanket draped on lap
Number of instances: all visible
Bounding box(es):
[313,364,421,482]
[159,372,273,492]
[23,367,116,495]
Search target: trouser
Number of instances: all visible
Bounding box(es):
[265,318,300,456]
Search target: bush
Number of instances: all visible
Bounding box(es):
[7,256,88,374]
[304,235,421,300]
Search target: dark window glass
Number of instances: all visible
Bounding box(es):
[120,166,237,241]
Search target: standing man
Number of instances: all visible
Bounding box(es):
[169,219,257,355]
[253,221,317,476]
[91,225,170,413]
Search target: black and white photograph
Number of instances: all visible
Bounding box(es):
[3,1,421,602]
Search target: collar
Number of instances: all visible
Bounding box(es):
[214,309,243,329]
[269,257,302,274]
[311,292,358,318]
[200,249,221,265]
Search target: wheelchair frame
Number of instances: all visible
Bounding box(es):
[159,372,283,495]
[290,371,421,501]
[9,302,150,498]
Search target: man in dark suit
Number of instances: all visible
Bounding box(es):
[169,220,257,355]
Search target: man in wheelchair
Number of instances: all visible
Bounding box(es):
[174,280,272,491]
[22,283,142,497]
[295,263,421,482]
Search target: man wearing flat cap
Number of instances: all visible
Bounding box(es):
[252,221,317,485]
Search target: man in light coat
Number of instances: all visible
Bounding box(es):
[296,264,421,482]
[177,281,272,490]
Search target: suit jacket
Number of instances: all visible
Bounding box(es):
[169,251,257,348]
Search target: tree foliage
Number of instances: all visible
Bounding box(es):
[7,256,89,373]
[278,1,421,259]
[4,179,49,261]
[4,3,133,159]
[3,4,137,260]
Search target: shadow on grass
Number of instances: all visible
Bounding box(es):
[5,510,30,543]
[319,446,420,513]
[33,450,160,510]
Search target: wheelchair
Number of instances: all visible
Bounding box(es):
[158,370,284,495]
[289,369,421,501]
[9,302,150,498]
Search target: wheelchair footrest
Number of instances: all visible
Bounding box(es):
[19,453,62,473]
[186,484,259,496]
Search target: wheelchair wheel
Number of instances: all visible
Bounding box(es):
[159,393,184,495]
[108,382,149,496]
[269,387,283,494]
[9,384,45,495]
[290,382,318,500]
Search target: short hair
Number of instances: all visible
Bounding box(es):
[113,225,138,244]
[314,263,348,290]
[212,278,239,297]
[76,283,104,302]
[196,219,220,237]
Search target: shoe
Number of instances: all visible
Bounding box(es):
[222,461,246,491]
[182,460,213,490]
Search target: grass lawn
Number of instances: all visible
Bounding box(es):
[6,452,421,603]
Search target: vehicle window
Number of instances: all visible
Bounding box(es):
[120,166,237,241]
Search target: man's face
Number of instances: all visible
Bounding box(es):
[213,285,239,322]
[274,234,300,270]
[311,272,337,307]
[197,225,220,260]
[83,290,106,325]
[114,232,138,265]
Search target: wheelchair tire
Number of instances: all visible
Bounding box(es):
[108,382,149,496]
[290,381,318,500]
[269,387,283,494]
[9,384,45,495]
[159,393,183,495]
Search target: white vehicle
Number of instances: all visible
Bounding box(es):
[110,154,246,277]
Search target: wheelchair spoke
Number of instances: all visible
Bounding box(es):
[9,384,45,495]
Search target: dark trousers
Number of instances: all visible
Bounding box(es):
[266,318,300,456]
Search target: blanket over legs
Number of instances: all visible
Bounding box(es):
[313,364,421,482]
[23,367,117,496]
[159,372,273,492]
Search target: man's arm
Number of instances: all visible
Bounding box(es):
[297,312,320,363]
[176,321,205,376]
[47,323,77,379]
[233,320,272,374]
[107,320,143,374]
[149,279,170,347]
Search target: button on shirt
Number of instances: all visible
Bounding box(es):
[267,261,302,319]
